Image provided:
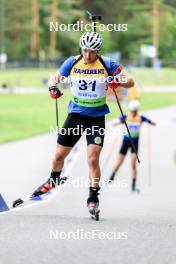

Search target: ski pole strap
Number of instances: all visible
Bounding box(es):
[113,90,140,163]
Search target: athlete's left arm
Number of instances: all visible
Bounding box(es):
[119,73,135,88]
[112,115,127,126]
[141,115,156,126]
[148,120,156,126]
[109,60,134,88]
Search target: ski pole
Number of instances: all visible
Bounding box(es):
[86,11,140,163]
[113,90,140,163]
[55,98,59,131]
[102,135,119,173]
[49,85,63,132]
[147,125,152,186]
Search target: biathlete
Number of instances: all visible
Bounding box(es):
[109,100,156,192]
[32,32,135,215]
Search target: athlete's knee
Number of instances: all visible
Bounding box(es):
[117,155,125,166]
[54,151,65,164]
[118,159,124,167]
[115,162,121,171]
[88,155,99,169]
[131,161,136,170]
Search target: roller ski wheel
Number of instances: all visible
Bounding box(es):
[94,209,100,221]
[12,198,25,208]
[88,203,100,221]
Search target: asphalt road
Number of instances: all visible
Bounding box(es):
[0,106,176,264]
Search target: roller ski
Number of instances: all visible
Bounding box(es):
[12,171,67,208]
[87,186,100,221]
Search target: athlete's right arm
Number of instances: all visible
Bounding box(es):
[48,72,62,87]
[112,119,122,126]
[47,72,63,99]
[112,115,127,126]
[48,56,76,88]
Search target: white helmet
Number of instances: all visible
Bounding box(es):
[80,32,103,51]
[128,100,140,111]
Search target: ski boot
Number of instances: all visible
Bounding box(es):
[12,171,67,208]
[108,171,116,184]
[32,171,66,197]
[132,178,140,194]
[87,186,100,221]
